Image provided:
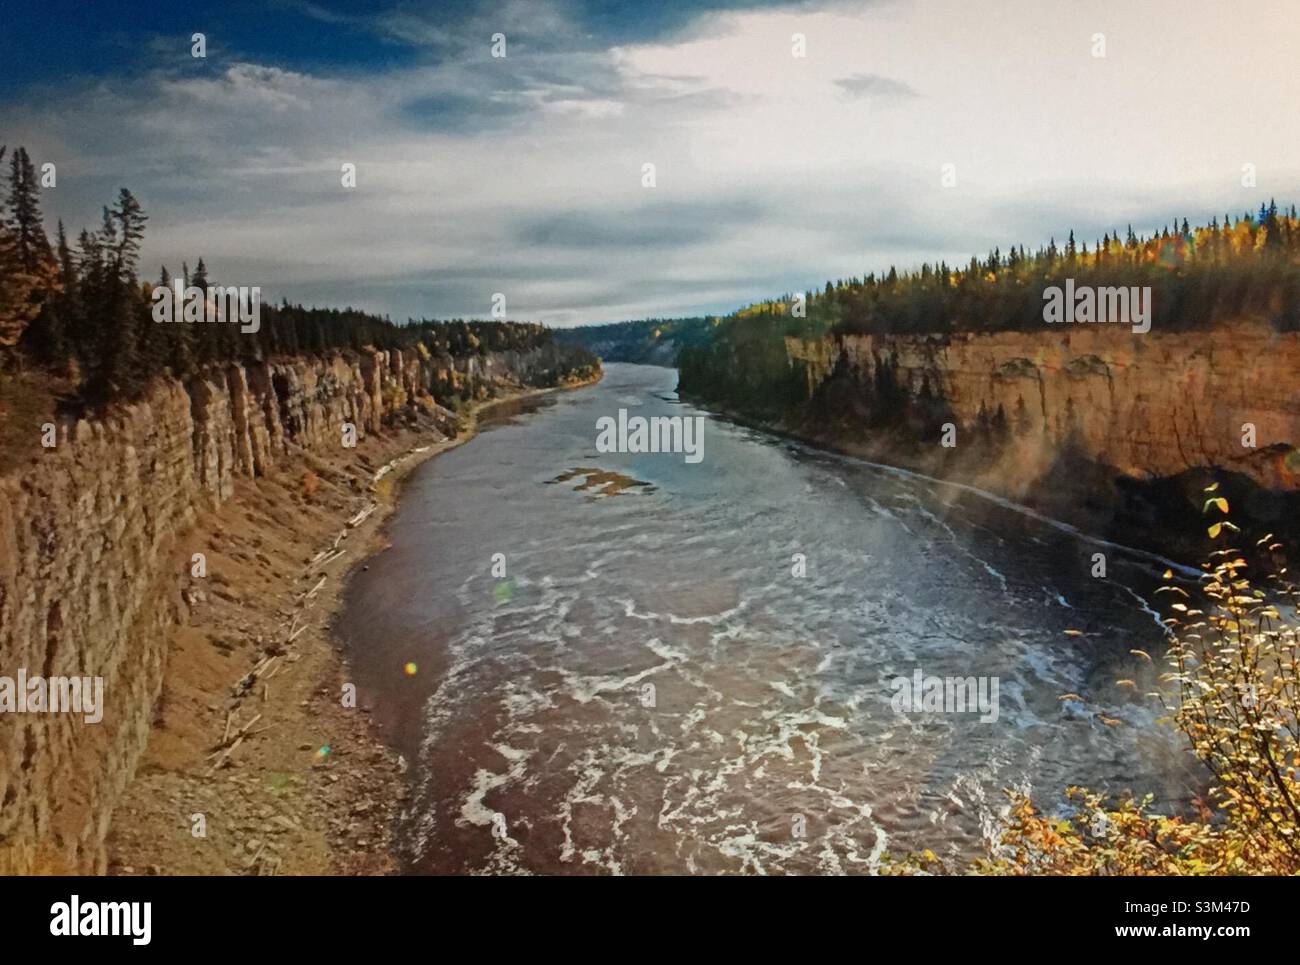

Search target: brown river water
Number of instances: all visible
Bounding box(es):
[335,363,1201,874]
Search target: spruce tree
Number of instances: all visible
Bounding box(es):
[83,202,143,402]
[6,147,53,272]
[53,222,83,370]
[25,221,73,366]
[1,145,58,353]
[107,188,146,279]
[189,257,219,366]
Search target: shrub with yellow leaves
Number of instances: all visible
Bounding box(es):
[888,484,1300,875]
[1154,485,1300,872]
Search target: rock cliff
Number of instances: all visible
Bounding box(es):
[0,344,587,873]
[783,322,1300,495]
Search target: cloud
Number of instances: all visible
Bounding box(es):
[400,92,530,132]
[517,200,763,250]
[3,0,1300,327]
[375,0,587,52]
[163,63,338,111]
[280,0,360,27]
[833,72,917,99]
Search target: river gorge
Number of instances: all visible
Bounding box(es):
[337,363,1202,875]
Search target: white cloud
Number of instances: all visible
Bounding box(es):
[6,0,1300,326]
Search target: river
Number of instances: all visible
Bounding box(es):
[336,362,1200,874]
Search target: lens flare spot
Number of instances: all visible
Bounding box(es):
[1283,447,1300,476]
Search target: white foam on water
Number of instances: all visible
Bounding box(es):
[617,596,749,626]
[371,367,1198,873]
[557,662,668,705]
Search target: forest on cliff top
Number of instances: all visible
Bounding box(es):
[674,202,1300,417]
[0,145,598,410]
[743,202,1300,337]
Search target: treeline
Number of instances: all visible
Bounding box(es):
[679,204,1300,414]
[0,144,596,407]
[677,311,810,417]
[748,204,1300,337]
[554,315,718,365]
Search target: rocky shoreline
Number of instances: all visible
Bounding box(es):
[106,374,600,875]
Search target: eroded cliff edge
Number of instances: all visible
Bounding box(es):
[0,344,594,874]
[684,321,1300,552]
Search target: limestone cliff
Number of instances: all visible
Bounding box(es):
[783,322,1300,495]
[0,344,590,874]
[677,318,1300,549]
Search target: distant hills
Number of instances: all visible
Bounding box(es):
[553,316,718,366]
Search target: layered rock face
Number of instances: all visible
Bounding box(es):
[0,345,575,874]
[785,322,1300,495]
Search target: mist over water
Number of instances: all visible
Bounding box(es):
[336,363,1200,874]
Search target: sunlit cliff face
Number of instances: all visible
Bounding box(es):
[786,321,1300,494]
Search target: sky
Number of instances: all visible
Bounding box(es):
[3,0,1299,326]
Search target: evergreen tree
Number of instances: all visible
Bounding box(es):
[51,221,82,369]
[6,147,53,272]
[1,145,59,353]
[189,257,219,366]
[107,188,147,281]
[1264,199,1284,252]
[25,221,74,366]
[83,201,142,401]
